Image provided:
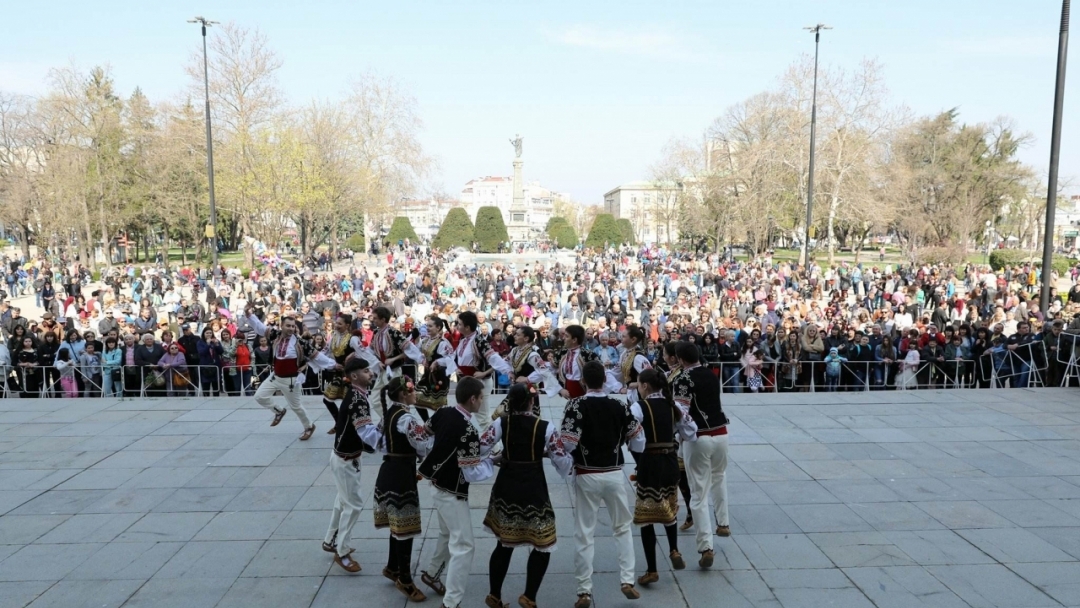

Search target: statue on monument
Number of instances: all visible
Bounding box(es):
[509,134,523,158]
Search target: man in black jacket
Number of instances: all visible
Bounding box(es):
[716,331,741,393]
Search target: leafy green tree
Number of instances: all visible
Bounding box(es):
[385,216,419,244]
[545,216,569,233]
[585,213,622,249]
[474,205,509,253]
[345,233,365,252]
[545,216,578,249]
[616,218,636,245]
[432,207,474,250]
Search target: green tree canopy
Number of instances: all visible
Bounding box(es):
[585,213,623,249]
[616,218,636,245]
[474,205,509,253]
[546,216,578,249]
[385,216,419,244]
[432,207,474,250]
[345,233,365,252]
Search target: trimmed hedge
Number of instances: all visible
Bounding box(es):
[345,233,365,252]
[546,217,578,249]
[474,206,509,253]
[585,213,622,249]
[432,208,475,250]
[385,216,419,244]
[615,218,636,245]
[989,249,1076,276]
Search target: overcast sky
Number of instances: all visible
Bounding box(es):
[2,0,1076,203]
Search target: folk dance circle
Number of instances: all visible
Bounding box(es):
[271,318,731,608]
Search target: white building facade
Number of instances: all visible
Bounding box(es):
[460,176,558,241]
[603,181,681,244]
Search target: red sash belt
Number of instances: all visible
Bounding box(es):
[697,427,728,437]
[274,358,299,378]
[458,366,477,377]
[565,380,585,398]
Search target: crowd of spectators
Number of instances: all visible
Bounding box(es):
[1,243,1078,398]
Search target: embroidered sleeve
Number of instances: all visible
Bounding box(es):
[525,352,547,384]
[630,402,644,423]
[675,404,699,443]
[560,398,583,451]
[401,339,424,364]
[478,419,503,454]
[634,354,652,373]
[397,412,434,459]
[350,390,373,427]
[544,424,575,479]
[437,339,454,358]
[486,349,512,375]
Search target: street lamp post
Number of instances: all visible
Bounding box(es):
[188,16,220,281]
[1041,0,1070,312]
[802,23,831,271]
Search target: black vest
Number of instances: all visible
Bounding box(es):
[561,395,632,473]
[640,396,677,447]
[384,404,417,457]
[418,407,480,498]
[673,365,729,432]
[501,414,548,464]
[334,385,373,459]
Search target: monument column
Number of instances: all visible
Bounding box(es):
[508,134,528,241]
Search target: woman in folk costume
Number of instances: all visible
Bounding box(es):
[374,375,433,602]
[322,313,364,435]
[478,383,574,608]
[415,316,453,420]
[612,325,652,401]
[630,369,697,588]
[664,341,695,532]
[493,325,560,419]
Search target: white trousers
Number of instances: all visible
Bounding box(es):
[684,434,729,553]
[254,374,311,429]
[427,488,474,608]
[324,452,363,558]
[573,470,635,594]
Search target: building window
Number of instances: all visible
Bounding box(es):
[644,195,651,204]
[631,196,638,204]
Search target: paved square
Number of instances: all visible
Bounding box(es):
[1,388,1079,607]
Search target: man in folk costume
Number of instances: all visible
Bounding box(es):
[323,313,365,435]
[555,325,597,400]
[671,341,731,569]
[561,360,646,608]
[611,326,652,402]
[368,306,424,421]
[322,357,379,573]
[431,310,511,430]
[246,310,338,440]
[417,377,494,608]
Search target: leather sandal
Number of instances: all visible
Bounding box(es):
[621,583,641,599]
[670,550,686,570]
[327,426,336,435]
[574,593,592,608]
[321,541,336,553]
[334,552,361,573]
[396,580,427,602]
[270,408,287,427]
[485,594,508,608]
[420,570,446,596]
[680,518,694,531]
[381,567,399,582]
[518,595,537,608]
[299,425,316,441]
[637,571,659,586]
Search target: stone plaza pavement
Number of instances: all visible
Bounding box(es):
[2,389,1080,608]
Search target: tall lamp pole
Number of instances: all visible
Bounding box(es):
[1041,1,1070,313]
[802,23,831,270]
[188,16,220,280]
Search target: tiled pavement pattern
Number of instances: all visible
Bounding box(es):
[1,389,1080,607]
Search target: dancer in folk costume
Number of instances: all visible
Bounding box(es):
[374,375,433,602]
[246,309,338,440]
[612,326,652,402]
[630,369,698,587]
[561,361,646,608]
[417,377,494,607]
[555,325,597,400]
[369,306,424,420]
[663,342,694,532]
[322,357,379,573]
[415,316,454,420]
[493,325,559,419]
[478,383,574,608]
[322,313,364,434]
[671,341,731,569]
[432,311,512,430]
